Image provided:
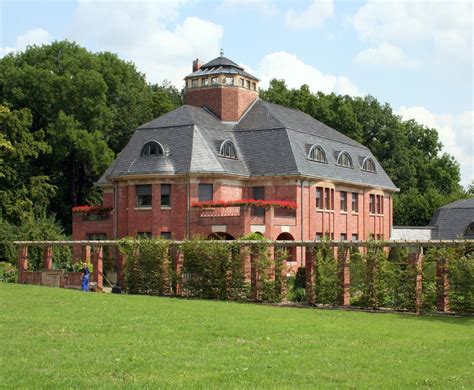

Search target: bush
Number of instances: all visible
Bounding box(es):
[314,244,340,305]
[0,261,17,283]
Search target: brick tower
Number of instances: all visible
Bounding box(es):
[184,50,259,122]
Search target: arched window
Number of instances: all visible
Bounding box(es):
[219,140,237,159]
[466,222,474,235]
[361,157,377,173]
[307,145,327,163]
[336,151,353,168]
[140,141,164,157]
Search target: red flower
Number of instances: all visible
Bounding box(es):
[72,205,113,215]
[191,199,297,210]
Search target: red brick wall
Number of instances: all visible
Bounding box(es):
[184,87,258,122]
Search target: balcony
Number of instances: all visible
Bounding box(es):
[199,207,241,218]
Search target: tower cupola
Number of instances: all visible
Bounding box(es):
[184,51,259,122]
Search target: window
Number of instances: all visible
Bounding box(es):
[307,145,327,163]
[352,234,359,241]
[246,80,250,89]
[340,191,347,212]
[324,188,331,210]
[465,222,474,235]
[211,77,219,85]
[161,184,171,206]
[315,233,323,241]
[136,185,152,207]
[336,151,353,168]
[201,78,209,86]
[316,187,323,209]
[369,194,375,214]
[340,233,347,241]
[191,79,198,87]
[87,233,106,240]
[251,82,256,90]
[160,232,172,240]
[352,193,358,213]
[240,78,245,87]
[224,76,234,85]
[219,140,237,159]
[140,141,163,157]
[252,186,265,217]
[137,232,151,238]
[362,157,376,173]
[377,195,383,214]
[199,184,213,201]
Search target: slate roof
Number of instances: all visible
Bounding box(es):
[185,55,259,81]
[99,99,398,191]
[429,197,474,239]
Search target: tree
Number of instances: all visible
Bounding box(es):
[0,41,182,231]
[260,80,465,225]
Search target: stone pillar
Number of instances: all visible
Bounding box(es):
[409,248,424,315]
[172,248,184,296]
[43,246,53,270]
[436,256,450,312]
[338,246,351,306]
[250,247,258,301]
[92,246,103,292]
[18,246,28,283]
[305,246,315,305]
[82,245,91,264]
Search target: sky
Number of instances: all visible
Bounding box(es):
[1,0,472,187]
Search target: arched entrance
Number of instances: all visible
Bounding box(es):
[276,232,297,263]
[207,232,235,240]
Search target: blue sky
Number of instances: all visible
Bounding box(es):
[1,0,472,186]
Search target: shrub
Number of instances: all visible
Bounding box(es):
[0,261,17,283]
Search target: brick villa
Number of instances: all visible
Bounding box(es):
[72,53,398,267]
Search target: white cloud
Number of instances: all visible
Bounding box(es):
[67,0,223,87]
[0,28,53,57]
[257,51,360,96]
[220,0,278,17]
[285,0,334,30]
[354,42,418,68]
[398,106,473,187]
[351,1,473,64]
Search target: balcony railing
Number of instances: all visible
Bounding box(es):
[199,207,241,218]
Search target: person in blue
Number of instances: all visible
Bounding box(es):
[81,262,90,292]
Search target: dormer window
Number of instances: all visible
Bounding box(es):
[466,222,474,235]
[307,145,327,163]
[211,77,219,85]
[224,77,234,86]
[219,140,237,159]
[362,157,376,173]
[141,141,164,157]
[336,151,353,168]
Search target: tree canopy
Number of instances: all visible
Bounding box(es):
[0,41,181,233]
[260,80,466,225]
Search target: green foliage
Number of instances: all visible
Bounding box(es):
[313,244,340,305]
[445,247,474,314]
[118,237,170,295]
[294,267,306,289]
[0,261,17,282]
[0,41,182,232]
[261,80,465,225]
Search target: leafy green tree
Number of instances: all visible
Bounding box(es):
[261,80,465,225]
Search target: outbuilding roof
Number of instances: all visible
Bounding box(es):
[98,99,398,191]
[185,55,259,81]
[429,197,474,239]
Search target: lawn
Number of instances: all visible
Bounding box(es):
[1,284,473,389]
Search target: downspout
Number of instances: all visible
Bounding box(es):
[186,175,191,238]
[113,181,118,240]
[300,179,304,266]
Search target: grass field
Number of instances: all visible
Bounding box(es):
[1,284,473,389]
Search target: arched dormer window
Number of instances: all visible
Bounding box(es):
[361,157,377,173]
[336,151,353,168]
[219,140,237,159]
[141,141,164,157]
[307,145,327,163]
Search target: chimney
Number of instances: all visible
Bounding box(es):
[192,59,202,72]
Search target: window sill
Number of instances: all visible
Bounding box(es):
[161,206,171,210]
[340,211,348,214]
[134,207,152,211]
[352,212,359,215]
